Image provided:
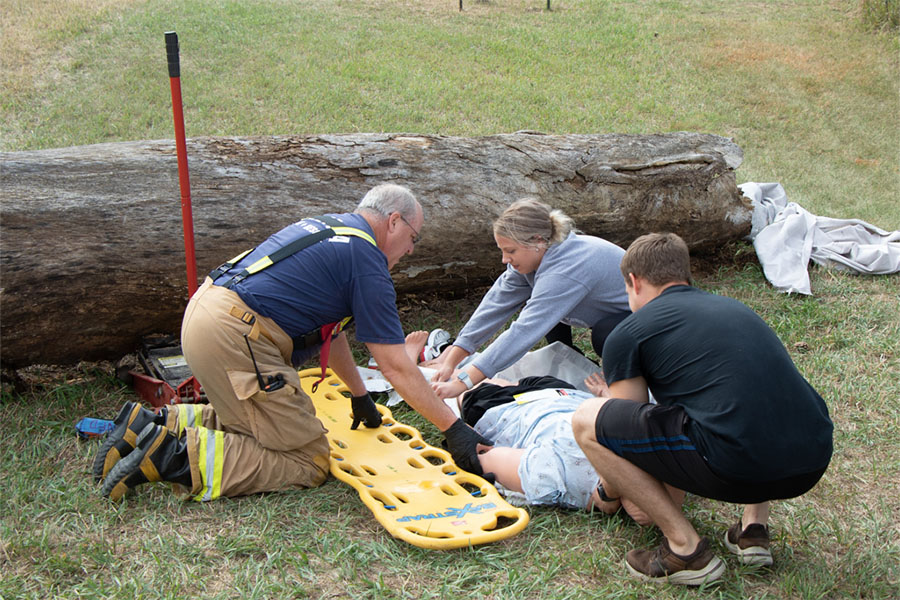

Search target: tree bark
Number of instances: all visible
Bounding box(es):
[1,132,750,367]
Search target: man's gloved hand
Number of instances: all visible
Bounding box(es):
[442,418,493,476]
[350,393,383,430]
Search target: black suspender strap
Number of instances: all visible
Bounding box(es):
[212,216,376,384]
[207,248,253,283]
[211,215,375,289]
[222,227,337,289]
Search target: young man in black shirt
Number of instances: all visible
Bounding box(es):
[573,233,833,586]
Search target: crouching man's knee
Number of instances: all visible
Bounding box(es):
[572,397,608,450]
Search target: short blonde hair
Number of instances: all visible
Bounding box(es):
[493,198,575,247]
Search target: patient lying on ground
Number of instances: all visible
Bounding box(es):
[404,331,682,520]
[469,377,684,522]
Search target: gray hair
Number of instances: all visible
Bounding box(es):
[354,184,419,221]
[493,198,575,247]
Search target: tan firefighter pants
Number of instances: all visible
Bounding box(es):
[177,278,330,500]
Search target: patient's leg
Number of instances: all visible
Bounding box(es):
[404,331,428,363]
[477,447,525,493]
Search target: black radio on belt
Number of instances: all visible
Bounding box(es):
[243,334,286,393]
[260,373,285,392]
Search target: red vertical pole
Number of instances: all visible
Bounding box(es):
[165,31,198,298]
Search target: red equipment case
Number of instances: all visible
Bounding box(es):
[130,335,205,408]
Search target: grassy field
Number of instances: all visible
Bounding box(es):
[3,264,898,599]
[2,0,898,226]
[2,1,899,599]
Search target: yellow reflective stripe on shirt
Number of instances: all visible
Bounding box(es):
[331,226,376,246]
[194,427,225,502]
[239,226,374,278]
[243,255,275,276]
[225,248,253,266]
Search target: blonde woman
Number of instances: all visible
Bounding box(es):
[432,198,630,398]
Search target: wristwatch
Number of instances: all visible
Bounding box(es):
[596,482,618,503]
[456,370,474,390]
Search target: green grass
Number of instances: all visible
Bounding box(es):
[862,0,900,30]
[2,1,900,598]
[2,0,898,226]
[2,264,899,599]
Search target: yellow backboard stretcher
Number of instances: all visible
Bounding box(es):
[299,368,530,550]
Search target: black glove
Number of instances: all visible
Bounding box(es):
[350,393,382,430]
[442,418,493,476]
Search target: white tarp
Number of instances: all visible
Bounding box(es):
[741,182,900,295]
[494,342,600,392]
[360,342,601,410]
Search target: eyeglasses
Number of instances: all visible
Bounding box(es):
[399,214,421,245]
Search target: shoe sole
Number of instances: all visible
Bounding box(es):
[101,423,160,501]
[723,532,773,566]
[91,401,139,482]
[626,555,725,586]
[423,330,451,361]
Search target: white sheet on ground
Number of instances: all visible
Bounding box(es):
[358,365,438,407]
[741,182,900,295]
[359,342,601,409]
[495,342,600,393]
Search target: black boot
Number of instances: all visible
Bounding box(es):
[101,424,192,501]
[92,401,167,482]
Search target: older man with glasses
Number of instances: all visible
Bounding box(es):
[95,183,491,505]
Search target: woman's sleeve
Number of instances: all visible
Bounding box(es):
[453,267,533,353]
[471,272,590,377]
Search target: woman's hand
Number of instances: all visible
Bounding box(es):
[431,377,467,399]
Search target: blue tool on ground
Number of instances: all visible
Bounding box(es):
[75,417,115,439]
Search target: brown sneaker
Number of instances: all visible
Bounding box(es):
[724,521,773,566]
[625,537,724,585]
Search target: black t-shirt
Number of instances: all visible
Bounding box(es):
[602,285,833,482]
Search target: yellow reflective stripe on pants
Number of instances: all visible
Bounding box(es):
[193,426,225,502]
[175,403,204,436]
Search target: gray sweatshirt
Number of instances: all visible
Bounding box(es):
[455,232,629,377]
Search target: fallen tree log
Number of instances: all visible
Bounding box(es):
[1,132,750,367]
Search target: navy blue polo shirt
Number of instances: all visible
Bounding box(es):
[214,213,405,358]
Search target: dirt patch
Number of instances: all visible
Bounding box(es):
[703,38,854,81]
[690,239,760,280]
